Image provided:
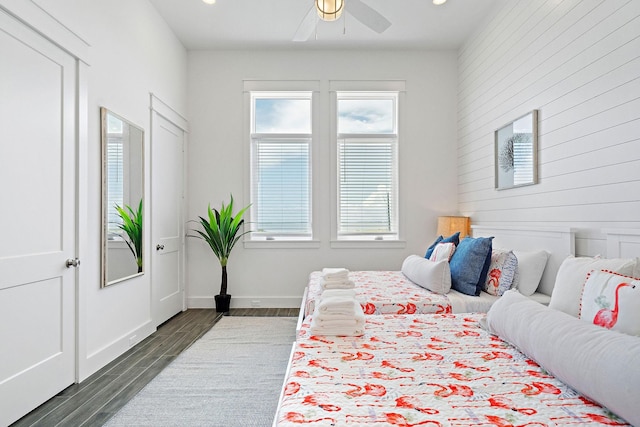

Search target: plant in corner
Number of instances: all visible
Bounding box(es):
[192,195,250,313]
[114,199,143,273]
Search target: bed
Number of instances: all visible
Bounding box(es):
[276,228,640,427]
[299,226,576,326]
[275,293,639,426]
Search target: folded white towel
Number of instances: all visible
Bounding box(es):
[315,300,364,322]
[320,288,357,300]
[322,267,349,280]
[321,279,355,290]
[309,325,365,337]
[309,316,365,337]
[317,296,357,315]
[321,276,351,284]
[315,317,364,328]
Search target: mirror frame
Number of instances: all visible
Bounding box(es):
[100,107,145,287]
[494,109,538,190]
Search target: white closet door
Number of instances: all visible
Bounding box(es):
[151,110,185,326]
[0,9,78,426]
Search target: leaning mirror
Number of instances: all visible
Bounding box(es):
[495,110,538,190]
[101,107,144,287]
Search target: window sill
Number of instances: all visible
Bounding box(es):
[244,240,321,249]
[330,239,406,249]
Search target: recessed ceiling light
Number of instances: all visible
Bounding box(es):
[202,0,216,4]
[433,0,447,5]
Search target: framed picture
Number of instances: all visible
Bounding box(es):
[495,110,538,190]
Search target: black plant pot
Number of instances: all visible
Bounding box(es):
[214,294,231,313]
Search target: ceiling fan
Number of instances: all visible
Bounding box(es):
[293,0,392,42]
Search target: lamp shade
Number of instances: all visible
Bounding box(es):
[316,0,344,21]
[437,216,471,238]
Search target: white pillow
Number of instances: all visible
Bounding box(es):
[428,242,456,262]
[549,256,637,318]
[512,250,549,296]
[580,269,640,336]
[486,290,640,427]
[401,255,451,295]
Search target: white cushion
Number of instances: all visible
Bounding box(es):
[580,270,640,336]
[428,242,456,262]
[482,248,518,296]
[401,255,451,295]
[512,250,549,296]
[549,256,637,318]
[486,290,640,427]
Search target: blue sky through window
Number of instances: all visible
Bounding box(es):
[255,98,311,133]
[338,99,394,133]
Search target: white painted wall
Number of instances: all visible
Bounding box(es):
[8,0,188,380]
[80,1,187,380]
[457,0,640,256]
[187,50,459,308]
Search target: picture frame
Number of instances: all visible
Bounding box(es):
[495,110,538,190]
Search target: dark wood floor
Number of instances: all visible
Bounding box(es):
[12,307,299,427]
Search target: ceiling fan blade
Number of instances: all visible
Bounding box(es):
[348,0,391,34]
[293,5,318,42]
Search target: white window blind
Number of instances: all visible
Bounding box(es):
[250,92,313,239]
[336,92,399,239]
[106,133,124,236]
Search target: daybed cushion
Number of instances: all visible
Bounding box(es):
[579,269,640,336]
[449,236,492,296]
[512,249,549,296]
[401,255,451,294]
[424,232,460,259]
[482,248,518,296]
[549,255,637,317]
[428,242,456,262]
[486,290,640,427]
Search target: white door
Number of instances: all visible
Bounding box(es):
[0,10,78,426]
[151,110,185,326]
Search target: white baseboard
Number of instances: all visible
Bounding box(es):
[187,295,302,309]
[79,320,155,382]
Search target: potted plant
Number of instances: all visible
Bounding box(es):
[114,199,143,273]
[192,195,250,313]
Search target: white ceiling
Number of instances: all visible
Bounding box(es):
[147,0,507,50]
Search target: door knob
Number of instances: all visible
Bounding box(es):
[66,258,80,268]
[156,244,165,251]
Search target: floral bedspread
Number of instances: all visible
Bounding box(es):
[275,314,629,426]
[305,271,452,317]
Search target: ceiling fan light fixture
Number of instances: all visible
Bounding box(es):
[316,0,344,22]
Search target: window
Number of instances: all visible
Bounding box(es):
[336,92,399,240]
[249,92,313,240]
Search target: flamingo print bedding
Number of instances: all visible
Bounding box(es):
[305,271,453,317]
[274,313,630,426]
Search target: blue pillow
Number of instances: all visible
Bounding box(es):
[424,232,460,258]
[449,236,493,296]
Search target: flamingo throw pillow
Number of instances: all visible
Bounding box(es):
[579,269,640,336]
[482,249,518,296]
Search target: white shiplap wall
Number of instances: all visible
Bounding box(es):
[457,0,640,256]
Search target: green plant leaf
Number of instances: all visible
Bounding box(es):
[114,198,143,271]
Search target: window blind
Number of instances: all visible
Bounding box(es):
[251,137,311,236]
[338,138,397,236]
[107,134,124,235]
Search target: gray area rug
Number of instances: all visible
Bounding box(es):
[104,316,297,427]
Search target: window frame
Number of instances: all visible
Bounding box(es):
[329,82,406,249]
[243,81,320,249]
